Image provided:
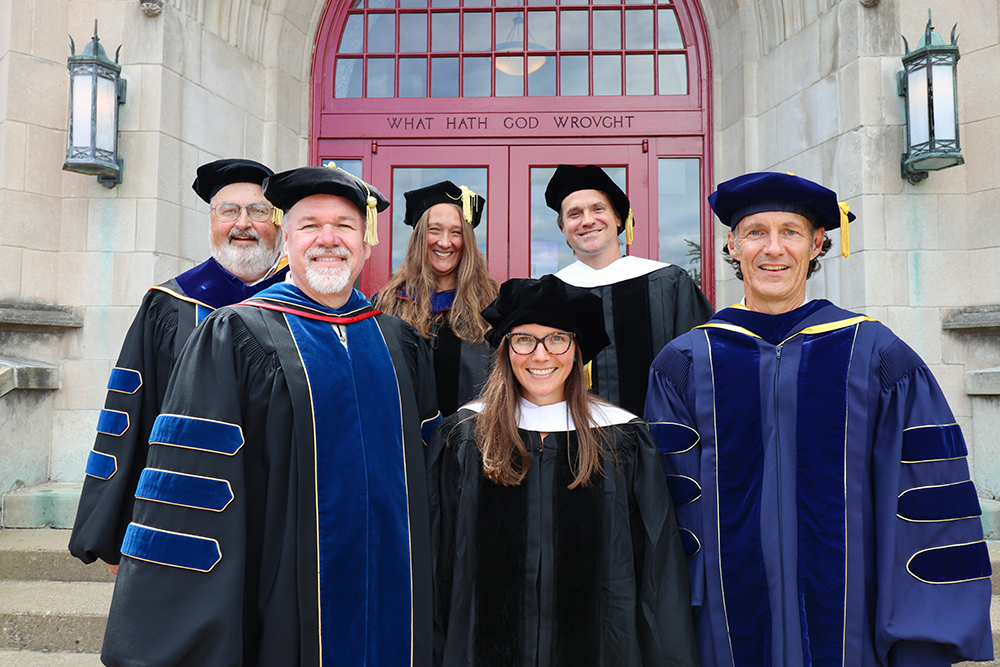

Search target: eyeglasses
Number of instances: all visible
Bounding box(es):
[506,332,575,355]
[211,203,275,223]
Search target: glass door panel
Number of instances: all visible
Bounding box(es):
[509,144,650,279]
[390,167,488,271]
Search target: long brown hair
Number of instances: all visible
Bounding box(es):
[474,337,614,489]
[377,205,498,342]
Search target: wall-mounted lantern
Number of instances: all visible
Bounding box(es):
[898,10,962,185]
[63,21,126,188]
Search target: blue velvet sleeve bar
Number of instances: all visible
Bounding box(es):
[873,354,993,665]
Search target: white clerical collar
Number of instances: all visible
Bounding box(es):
[555,255,668,288]
[464,399,636,431]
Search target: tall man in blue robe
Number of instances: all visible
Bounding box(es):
[645,172,993,666]
[100,166,438,667]
[70,159,288,574]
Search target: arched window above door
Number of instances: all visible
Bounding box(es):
[333,0,690,99]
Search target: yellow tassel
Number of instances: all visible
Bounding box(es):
[624,209,634,245]
[459,185,473,225]
[271,207,283,227]
[838,201,850,258]
[364,195,379,246]
[583,360,593,389]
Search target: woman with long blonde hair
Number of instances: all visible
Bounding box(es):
[428,275,698,667]
[377,181,498,415]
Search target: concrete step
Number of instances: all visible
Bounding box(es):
[0,530,113,584]
[0,581,111,653]
[1,486,82,530]
[0,652,102,666]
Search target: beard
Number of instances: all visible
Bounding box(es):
[211,226,282,280]
[303,246,353,295]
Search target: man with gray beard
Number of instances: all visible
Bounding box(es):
[100,165,438,667]
[70,159,288,574]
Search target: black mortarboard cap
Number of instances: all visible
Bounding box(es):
[263,165,390,245]
[482,275,611,364]
[403,181,485,228]
[543,165,634,240]
[191,159,274,204]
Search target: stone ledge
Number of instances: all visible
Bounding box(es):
[0,358,60,398]
[966,365,1000,396]
[0,302,82,333]
[943,305,1000,333]
[1,484,81,530]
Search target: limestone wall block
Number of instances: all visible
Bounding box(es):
[837,59,861,131]
[884,305,944,365]
[757,50,787,112]
[50,409,100,483]
[115,132,158,200]
[883,193,938,250]
[864,250,909,307]
[25,124,65,198]
[52,358,111,411]
[1,190,62,252]
[152,253,194,287]
[962,116,1000,195]
[113,251,155,306]
[283,0,319,36]
[179,83,246,161]
[860,125,905,195]
[86,197,137,253]
[818,7,841,78]
[19,250,58,303]
[5,53,67,130]
[77,305,136,362]
[275,68,304,131]
[851,193,885,251]
[31,0,70,63]
[967,188,1000,250]
[783,21,821,95]
[162,7,203,83]
[774,96,810,162]
[59,197,89,253]
[928,361,971,418]
[0,389,51,492]
[935,193,969,251]
[907,249,994,308]
[55,252,114,307]
[0,246,23,298]
[6,0,31,55]
[178,206,210,263]
[201,31,266,119]
[970,396,1000,499]
[957,46,999,125]
[276,21,308,79]
[1,120,28,191]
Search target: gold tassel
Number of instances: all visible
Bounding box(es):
[364,195,379,246]
[838,201,850,258]
[271,207,283,227]
[624,209,634,245]
[583,360,593,389]
[459,185,473,225]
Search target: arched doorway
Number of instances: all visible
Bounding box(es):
[311,0,714,303]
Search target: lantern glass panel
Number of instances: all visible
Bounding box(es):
[71,73,93,148]
[95,75,116,152]
[931,64,956,141]
[906,66,929,147]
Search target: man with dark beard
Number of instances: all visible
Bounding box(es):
[70,159,288,574]
[100,165,438,667]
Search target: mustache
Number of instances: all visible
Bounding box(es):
[304,246,350,260]
[228,226,260,242]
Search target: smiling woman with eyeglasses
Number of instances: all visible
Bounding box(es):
[426,274,698,667]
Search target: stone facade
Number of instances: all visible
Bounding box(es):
[0,0,998,507]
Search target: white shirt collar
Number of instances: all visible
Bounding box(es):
[554,255,668,288]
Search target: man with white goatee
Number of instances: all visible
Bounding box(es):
[70,159,288,574]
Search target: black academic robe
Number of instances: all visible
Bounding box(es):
[555,257,713,415]
[101,284,438,667]
[377,290,493,417]
[428,399,699,667]
[69,259,287,566]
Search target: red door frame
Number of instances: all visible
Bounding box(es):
[309,0,715,305]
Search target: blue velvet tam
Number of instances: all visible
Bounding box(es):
[404,181,485,228]
[191,159,273,204]
[709,172,856,231]
[481,274,611,364]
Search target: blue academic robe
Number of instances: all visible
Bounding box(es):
[644,299,992,667]
[70,257,287,566]
[100,284,438,667]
